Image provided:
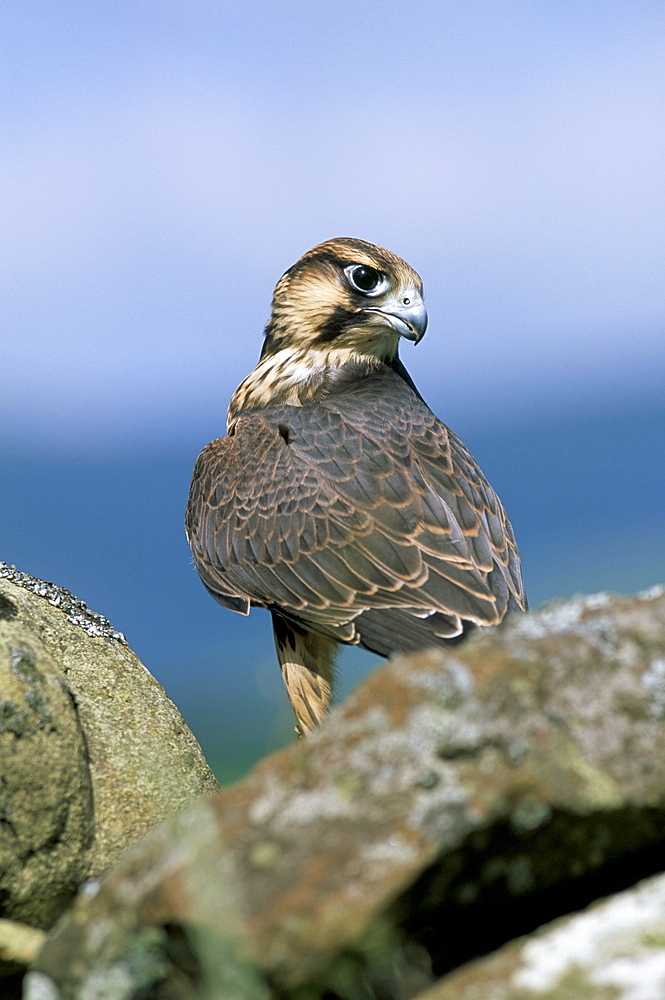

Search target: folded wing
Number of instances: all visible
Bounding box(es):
[186,367,526,654]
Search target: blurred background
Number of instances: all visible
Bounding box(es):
[2,2,664,782]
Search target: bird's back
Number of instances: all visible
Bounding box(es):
[186,361,526,657]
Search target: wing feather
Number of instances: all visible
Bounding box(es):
[186,365,526,651]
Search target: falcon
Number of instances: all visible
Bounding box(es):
[186,238,526,734]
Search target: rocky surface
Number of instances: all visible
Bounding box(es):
[418,870,665,999]
[0,568,219,941]
[25,585,665,999]
[0,625,93,934]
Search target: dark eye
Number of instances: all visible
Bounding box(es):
[344,264,387,296]
[350,265,380,291]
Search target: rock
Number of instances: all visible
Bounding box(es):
[32,586,665,999]
[0,567,219,938]
[0,625,94,937]
[416,870,665,1000]
[0,921,47,968]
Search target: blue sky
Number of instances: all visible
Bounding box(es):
[2,2,664,778]
[2,1,664,452]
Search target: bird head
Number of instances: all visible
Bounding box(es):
[260,237,427,362]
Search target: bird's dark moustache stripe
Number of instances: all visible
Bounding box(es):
[312,305,357,346]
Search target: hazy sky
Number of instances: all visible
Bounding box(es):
[3,1,664,452]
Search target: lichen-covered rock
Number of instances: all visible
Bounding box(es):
[0,568,219,937]
[0,633,93,932]
[33,586,665,999]
[416,870,665,1000]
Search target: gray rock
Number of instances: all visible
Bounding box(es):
[33,586,665,999]
[0,569,219,937]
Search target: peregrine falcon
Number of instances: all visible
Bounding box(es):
[186,238,526,734]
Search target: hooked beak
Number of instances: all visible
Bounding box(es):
[363,292,428,344]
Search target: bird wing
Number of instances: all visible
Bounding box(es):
[186,367,526,646]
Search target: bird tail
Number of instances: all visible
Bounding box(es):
[271,612,338,735]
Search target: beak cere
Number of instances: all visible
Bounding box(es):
[364,294,428,344]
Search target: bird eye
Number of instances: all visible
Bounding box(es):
[345,264,387,296]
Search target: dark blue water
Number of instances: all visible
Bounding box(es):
[2,401,663,781]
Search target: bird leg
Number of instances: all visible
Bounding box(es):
[271,612,338,735]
